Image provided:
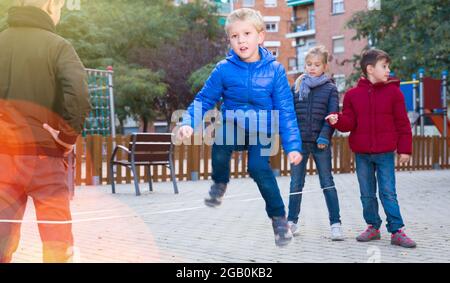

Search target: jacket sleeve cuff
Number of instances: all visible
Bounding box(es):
[58,131,79,145]
[326,112,340,128]
[397,148,412,155]
[284,144,303,154]
[317,137,330,145]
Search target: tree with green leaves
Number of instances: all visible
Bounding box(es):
[0,0,13,30]
[347,0,449,83]
[114,65,167,133]
[187,54,226,95]
[131,0,228,127]
[56,0,180,68]
[1,0,228,133]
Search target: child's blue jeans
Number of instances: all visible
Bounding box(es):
[288,142,341,225]
[355,152,405,233]
[211,124,286,219]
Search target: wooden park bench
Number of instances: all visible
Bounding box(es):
[110,133,179,196]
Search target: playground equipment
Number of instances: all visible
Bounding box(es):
[400,69,448,139]
[83,67,116,138]
[69,67,117,194]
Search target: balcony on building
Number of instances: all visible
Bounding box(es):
[285,0,315,39]
[286,0,314,7]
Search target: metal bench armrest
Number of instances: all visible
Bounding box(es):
[111,145,130,163]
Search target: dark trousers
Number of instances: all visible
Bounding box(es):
[355,152,405,233]
[288,142,341,225]
[211,124,286,218]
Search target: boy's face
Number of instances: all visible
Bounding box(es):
[227,20,265,63]
[305,55,327,77]
[367,59,390,83]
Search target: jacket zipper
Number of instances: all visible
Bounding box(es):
[369,87,375,152]
[308,88,314,132]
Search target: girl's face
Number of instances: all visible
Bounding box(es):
[305,55,327,77]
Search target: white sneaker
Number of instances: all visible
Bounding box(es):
[288,221,300,236]
[330,223,345,241]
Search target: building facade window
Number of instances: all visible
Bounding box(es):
[265,22,278,32]
[242,0,255,7]
[296,39,316,71]
[289,57,298,72]
[332,0,345,14]
[308,7,315,30]
[368,0,381,10]
[332,36,345,54]
[264,0,277,7]
[333,74,346,93]
[268,48,279,58]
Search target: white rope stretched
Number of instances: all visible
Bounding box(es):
[0,186,338,224]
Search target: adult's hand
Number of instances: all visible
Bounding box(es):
[43,124,74,156]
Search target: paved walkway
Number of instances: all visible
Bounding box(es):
[11,170,450,263]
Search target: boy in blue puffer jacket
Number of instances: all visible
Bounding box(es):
[177,8,303,247]
[288,46,344,241]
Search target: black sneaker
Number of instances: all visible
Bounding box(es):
[272,216,293,247]
[204,183,227,207]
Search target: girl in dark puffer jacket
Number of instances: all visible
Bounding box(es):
[288,46,344,241]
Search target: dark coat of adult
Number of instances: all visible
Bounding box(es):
[0,6,91,157]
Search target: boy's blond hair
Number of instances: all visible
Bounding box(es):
[225,8,265,34]
[295,45,330,93]
[14,0,64,8]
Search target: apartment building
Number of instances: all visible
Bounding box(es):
[287,0,372,92]
[315,0,368,92]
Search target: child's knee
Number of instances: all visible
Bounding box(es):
[379,190,398,201]
[247,160,271,176]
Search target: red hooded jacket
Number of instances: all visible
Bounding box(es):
[330,77,412,154]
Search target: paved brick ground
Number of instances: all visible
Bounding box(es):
[11,170,450,263]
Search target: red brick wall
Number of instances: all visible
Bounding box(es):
[315,0,368,80]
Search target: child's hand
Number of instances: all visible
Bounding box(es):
[398,154,411,164]
[325,114,339,125]
[317,144,328,149]
[288,151,303,166]
[177,125,194,141]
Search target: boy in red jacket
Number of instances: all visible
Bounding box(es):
[326,49,416,248]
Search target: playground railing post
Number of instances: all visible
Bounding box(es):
[442,71,448,138]
[442,70,448,163]
[107,66,116,139]
[419,68,425,136]
[412,73,418,136]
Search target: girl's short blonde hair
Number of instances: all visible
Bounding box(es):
[294,45,330,93]
[225,8,265,34]
[305,45,329,65]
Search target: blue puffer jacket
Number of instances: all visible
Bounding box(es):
[292,80,339,144]
[183,47,302,153]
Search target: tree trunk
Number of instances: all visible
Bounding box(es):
[142,117,148,133]
[166,113,173,133]
[118,119,124,135]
